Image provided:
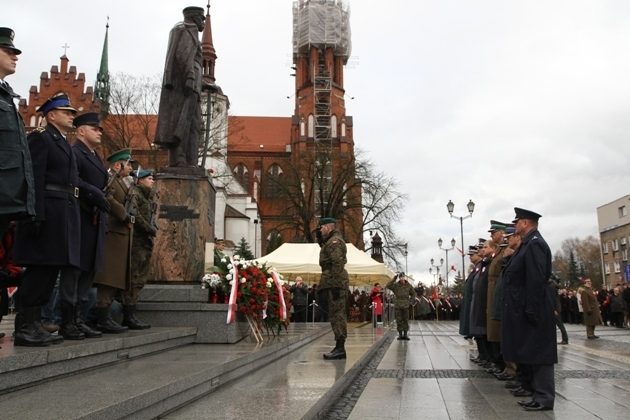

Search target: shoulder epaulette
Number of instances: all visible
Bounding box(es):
[34,126,46,132]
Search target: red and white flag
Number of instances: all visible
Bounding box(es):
[226,258,239,324]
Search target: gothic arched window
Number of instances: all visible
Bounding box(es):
[233,163,249,189]
[263,164,284,198]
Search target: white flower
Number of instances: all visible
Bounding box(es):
[226,273,233,280]
[234,254,240,260]
[240,278,246,284]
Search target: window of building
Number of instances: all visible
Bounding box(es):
[613,239,620,251]
[307,115,314,138]
[233,163,249,190]
[604,263,610,274]
[263,164,284,198]
[614,261,621,273]
[300,118,306,136]
[603,242,609,254]
[622,249,628,262]
[331,115,337,138]
[619,205,628,218]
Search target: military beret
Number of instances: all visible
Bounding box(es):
[0,27,21,55]
[38,93,77,115]
[135,169,153,179]
[73,112,103,131]
[488,220,507,232]
[512,207,542,223]
[318,217,336,226]
[106,149,132,163]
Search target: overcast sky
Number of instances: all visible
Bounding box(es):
[4,0,630,285]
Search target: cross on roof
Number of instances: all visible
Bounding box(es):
[61,43,70,55]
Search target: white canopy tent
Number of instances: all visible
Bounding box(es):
[253,243,395,286]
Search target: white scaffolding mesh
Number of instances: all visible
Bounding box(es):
[292,0,352,60]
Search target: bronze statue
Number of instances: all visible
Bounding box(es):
[154,6,205,167]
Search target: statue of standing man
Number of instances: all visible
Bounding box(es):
[154,6,205,167]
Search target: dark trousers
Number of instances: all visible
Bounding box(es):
[293,305,307,322]
[531,364,555,408]
[58,266,88,306]
[475,336,490,361]
[555,313,569,342]
[17,266,59,309]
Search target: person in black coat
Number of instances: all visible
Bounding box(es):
[501,208,556,411]
[0,28,35,239]
[68,112,111,338]
[13,94,81,346]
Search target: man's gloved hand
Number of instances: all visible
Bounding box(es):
[525,312,538,326]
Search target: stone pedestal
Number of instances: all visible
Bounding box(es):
[138,284,249,343]
[150,168,216,282]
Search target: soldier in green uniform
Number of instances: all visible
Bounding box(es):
[386,273,417,340]
[121,169,157,329]
[318,217,349,360]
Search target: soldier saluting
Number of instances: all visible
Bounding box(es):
[386,273,416,340]
[317,217,349,360]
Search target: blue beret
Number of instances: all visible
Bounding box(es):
[38,93,76,115]
[136,169,153,179]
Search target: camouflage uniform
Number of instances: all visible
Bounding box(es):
[122,184,157,305]
[319,229,349,340]
[386,277,416,332]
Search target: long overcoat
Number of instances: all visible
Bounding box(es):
[72,140,108,273]
[0,82,35,218]
[13,124,80,267]
[469,258,490,337]
[486,248,505,342]
[459,262,479,337]
[580,288,602,326]
[501,229,557,365]
[93,176,133,290]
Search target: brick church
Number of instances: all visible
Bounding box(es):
[17,0,363,256]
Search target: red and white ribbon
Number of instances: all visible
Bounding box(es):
[271,271,287,321]
[226,258,239,324]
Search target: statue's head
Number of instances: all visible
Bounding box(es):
[183,6,205,31]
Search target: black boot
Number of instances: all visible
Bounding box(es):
[323,338,346,360]
[402,330,410,340]
[96,306,128,334]
[397,331,404,340]
[14,307,53,347]
[122,305,150,330]
[75,305,102,338]
[59,302,85,340]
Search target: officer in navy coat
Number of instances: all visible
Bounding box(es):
[501,207,556,411]
[70,112,111,338]
[13,93,81,346]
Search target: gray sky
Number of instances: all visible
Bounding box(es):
[4,0,629,285]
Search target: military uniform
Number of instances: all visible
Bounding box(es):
[386,276,416,339]
[0,27,34,238]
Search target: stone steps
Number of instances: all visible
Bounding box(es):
[0,326,197,395]
[0,324,330,420]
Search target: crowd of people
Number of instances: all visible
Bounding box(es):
[0,27,158,346]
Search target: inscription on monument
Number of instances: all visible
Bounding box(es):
[159,205,200,221]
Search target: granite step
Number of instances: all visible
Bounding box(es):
[0,326,197,395]
[0,324,330,420]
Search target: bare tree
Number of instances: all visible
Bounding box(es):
[552,236,603,289]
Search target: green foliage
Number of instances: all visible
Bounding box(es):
[235,237,255,260]
[266,231,284,254]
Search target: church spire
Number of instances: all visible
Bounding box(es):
[201,0,217,84]
[95,17,110,116]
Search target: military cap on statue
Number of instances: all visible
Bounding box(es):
[318,217,336,226]
[183,6,205,17]
[512,207,542,223]
[488,220,507,232]
[73,112,103,131]
[38,93,77,115]
[0,27,21,55]
[106,149,132,163]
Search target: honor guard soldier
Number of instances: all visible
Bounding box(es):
[121,169,156,329]
[13,93,81,346]
[386,273,417,340]
[317,217,349,360]
[93,149,135,334]
[0,27,34,239]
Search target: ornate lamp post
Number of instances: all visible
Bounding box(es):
[403,242,408,273]
[429,257,444,286]
[438,237,456,289]
[447,199,475,277]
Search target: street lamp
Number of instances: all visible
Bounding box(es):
[438,237,456,289]
[403,243,408,273]
[253,219,259,258]
[447,199,475,277]
[429,257,444,285]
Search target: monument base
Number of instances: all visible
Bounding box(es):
[138,284,249,343]
[150,170,216,282]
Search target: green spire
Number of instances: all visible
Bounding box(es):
[95,17,110,116]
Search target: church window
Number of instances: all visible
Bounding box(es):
[233,163,249,189]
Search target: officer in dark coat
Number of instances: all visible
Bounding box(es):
[459,245,480,338]
[0,27,35,238]
[13,93,81,346]
[70,112,111,338]
[318,217,349,360]
[501,207,556,411]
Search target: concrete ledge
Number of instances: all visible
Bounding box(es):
[0,327,196,395]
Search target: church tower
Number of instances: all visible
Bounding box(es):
[94,19,111,117]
